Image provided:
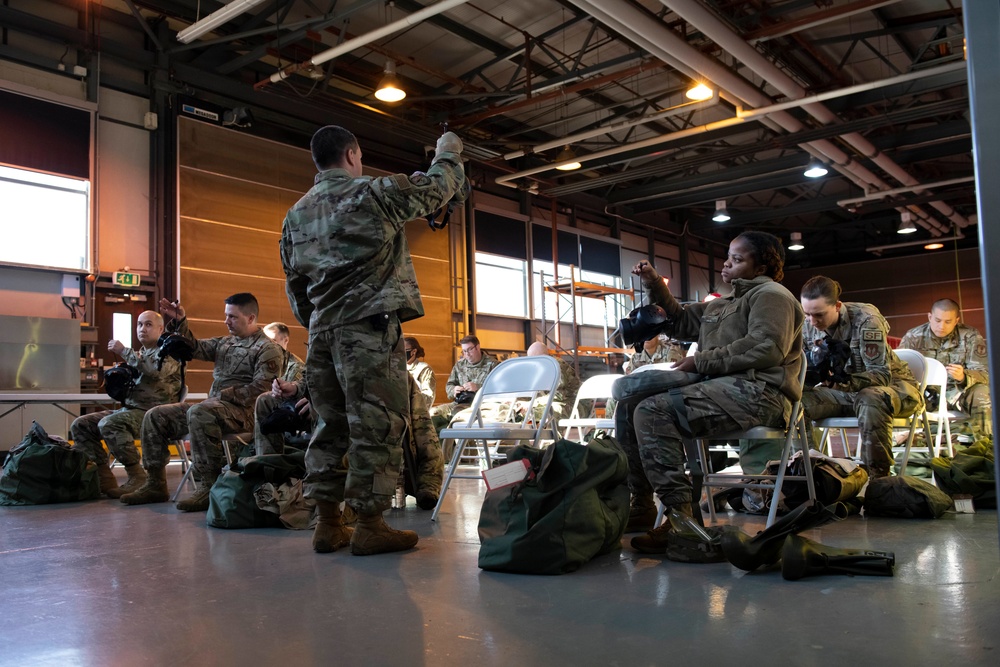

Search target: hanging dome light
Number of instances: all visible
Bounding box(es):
[803,160,829,178]
[374,60,406,102]
[712,200,731,223]
[686,82,713,101]
[897,211,917,234]
[554,145,581,171]
[788,231,804,251]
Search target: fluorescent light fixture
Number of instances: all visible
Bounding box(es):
[803,160,828,178]
[924,243,944,250]
[788,231,804,251]
[712,200,730,223]
[554,145,582,171]
[176,0,269,44]
[685,82,713,101]
[897,211,917,234]
[374,60,406,102]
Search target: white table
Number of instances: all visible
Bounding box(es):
[0,392,210,420]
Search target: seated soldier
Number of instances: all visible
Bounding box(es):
[800,276,923,478]
[404,372,444,510]
[624,335,684,373]
[429,335,499,431]
[405,336,436,406]
[121,293,283,510]
[255,323,307,455]
[70,311,182,498]
[899,298,991,442]
[525,342,580,420]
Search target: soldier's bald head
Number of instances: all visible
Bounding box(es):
[526,342,548,356]
[136,310,164,346]
[312,126,359,171]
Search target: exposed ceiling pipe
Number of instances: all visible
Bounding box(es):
[502,93,720,161]
[660,0,966,232]
[838,176,976,207]
[257,0,472,88]
[743,0,905,45]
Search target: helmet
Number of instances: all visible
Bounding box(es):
[104,363,140,403]
[156,332,196,369]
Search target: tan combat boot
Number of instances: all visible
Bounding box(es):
[175,475,218,512]
[350,513,418,556]
[105,464,147,499]
[312,500,354,553]
[120,467,169,505]
[96,463,119,496]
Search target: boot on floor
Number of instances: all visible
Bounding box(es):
[351,513,418,556]
[781,534,895,580]
[175,475,218,512]
[96,463,119,497]
[313,500,354,553]
[720,501,848,572]
[105,464,147,499]
[120,467,169,505]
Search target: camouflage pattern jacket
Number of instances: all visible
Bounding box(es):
[445,353,499,400]
[168,318,283,408]
[624,341,677,373]
[280,152,467,333]
[899,322,988,401]
[802,302,917,392]
[648,274,804,401]
[119,345,183,410]
[555,358,581,406]
[282,350,305,384]
[407,359,436,405]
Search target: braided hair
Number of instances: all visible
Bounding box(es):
[735,231,786,282]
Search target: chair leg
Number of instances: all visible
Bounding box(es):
[431,436,470,522]
[682,438,706,527]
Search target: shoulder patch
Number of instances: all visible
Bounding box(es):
[266,359,279,374]
[390,173,412,191]
[862,329,884,341]
[975,343,988,358]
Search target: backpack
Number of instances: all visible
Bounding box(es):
[931,441,996,509]
[477,436,629,575]
[0,421,100,505]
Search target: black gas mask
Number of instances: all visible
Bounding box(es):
[259,400,313,435]
[103,363,140,403]
[617,305,670,352]
[156,332,196,370]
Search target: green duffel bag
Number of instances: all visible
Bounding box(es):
[477,436,630,575]
[206,451,307,529]
[931,441,996,509]
[863,475,954,519]
[0,421,100,505]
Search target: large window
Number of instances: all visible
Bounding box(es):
[0,165,90,271]
[532,261,627,327]
[475,252,528,317]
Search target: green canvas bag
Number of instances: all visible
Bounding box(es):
[0,421,100,505]
[931,441,996,508]
[206,451,308,529]
[477,436,630,575]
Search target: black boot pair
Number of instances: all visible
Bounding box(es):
[721,501,894,579]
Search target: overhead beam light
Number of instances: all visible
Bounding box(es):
[803,160,828,178]
[866,234,965,253]
[685,82,714,101]
[924,243,944,250]
[176,0,269,44]
[897,211,917,234]
[374,60,406,102]
[554,145,581,171]
[788,231,804,251]
[711,200,730,223]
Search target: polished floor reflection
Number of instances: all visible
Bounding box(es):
[1,467,997,666]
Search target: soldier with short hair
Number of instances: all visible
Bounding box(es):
[121,293,283,509]
[281,125,467,556]
[429,334,499,431]
[70,311,182,498]
[800,276,923,478]
[624,336,683,373]
[899,298,991,440]
[255,321,307,455]
[404,336,436,406]
[525,341,580,420]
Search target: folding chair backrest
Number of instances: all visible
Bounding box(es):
[921,355,952,415]
[567,374,622,419]
[460,355,562,430]
[894,348,928,393]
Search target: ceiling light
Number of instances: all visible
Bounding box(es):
[803,160,828,178]
[554,145,581,171]
[374,60,406,102]
[711,200,730,223]
[924,243,944,250]
[686,82,713,101]
[897,211,917,234]
[788,231,804,251]
[866,233,964,253]
[176,0,269,44]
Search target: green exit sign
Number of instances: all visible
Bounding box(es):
[113,272,141,287]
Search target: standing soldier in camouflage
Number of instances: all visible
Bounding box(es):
[800,276,923,478]
[429,335,499,431]
[404,336,436,406]
[70,311,182,498]
[526,342,580,420]
[121,293,283,509]
[281,125,467,556]
[899,298,991,440]
[627,232,804,555]
[254,322,307,455]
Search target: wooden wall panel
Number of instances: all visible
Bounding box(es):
[180,217,282,277]
[178,269,293,327]
[179,168,299,232]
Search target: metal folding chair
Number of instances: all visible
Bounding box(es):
[558,373,621,441]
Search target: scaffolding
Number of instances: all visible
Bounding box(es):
[539,267,633,371]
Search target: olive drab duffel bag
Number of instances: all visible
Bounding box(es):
[0,421,100,505]
[477,436,630,575]
[207,450,313,529]
[931,441,996,509]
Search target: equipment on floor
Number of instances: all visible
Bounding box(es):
[863,475,954,518]
[781,535,895,580]
[0,421,100,505]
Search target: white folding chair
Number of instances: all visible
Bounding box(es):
[431,355,562,522]
[917,356,964,458]
[558,373,621,441]
[660,359,814,529]
[815,349,928,475]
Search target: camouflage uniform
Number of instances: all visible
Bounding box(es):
[407,359,437,406]
[430,352,500,430]
[624,339,680,373]
[281,148,466,515]
[801,302,923,477]
[899,322,991,438]
[253,350,309,456]
[405,373,444,497]
[140,319,283,481]
[71,346,182,467]
[629,275,804,508]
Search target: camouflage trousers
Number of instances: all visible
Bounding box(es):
[304,314,408,515]
[430,401,460,432]
[406,377,444,496]
[632,377,787,508]
[952,384,992,439]
[801,379,922,477]
[140,399,254,479]
[70,407,145,466]
[253,392,315,456]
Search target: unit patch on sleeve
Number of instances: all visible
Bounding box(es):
[862,329,884,342]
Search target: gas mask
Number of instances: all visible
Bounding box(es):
[617,305,671,352]
[103,363,140,403]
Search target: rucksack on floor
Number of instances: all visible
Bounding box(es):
[0,421,100,505]
[207,450,313,529]
[931,441,996,509]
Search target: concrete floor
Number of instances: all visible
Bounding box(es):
[1,466,998,667]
